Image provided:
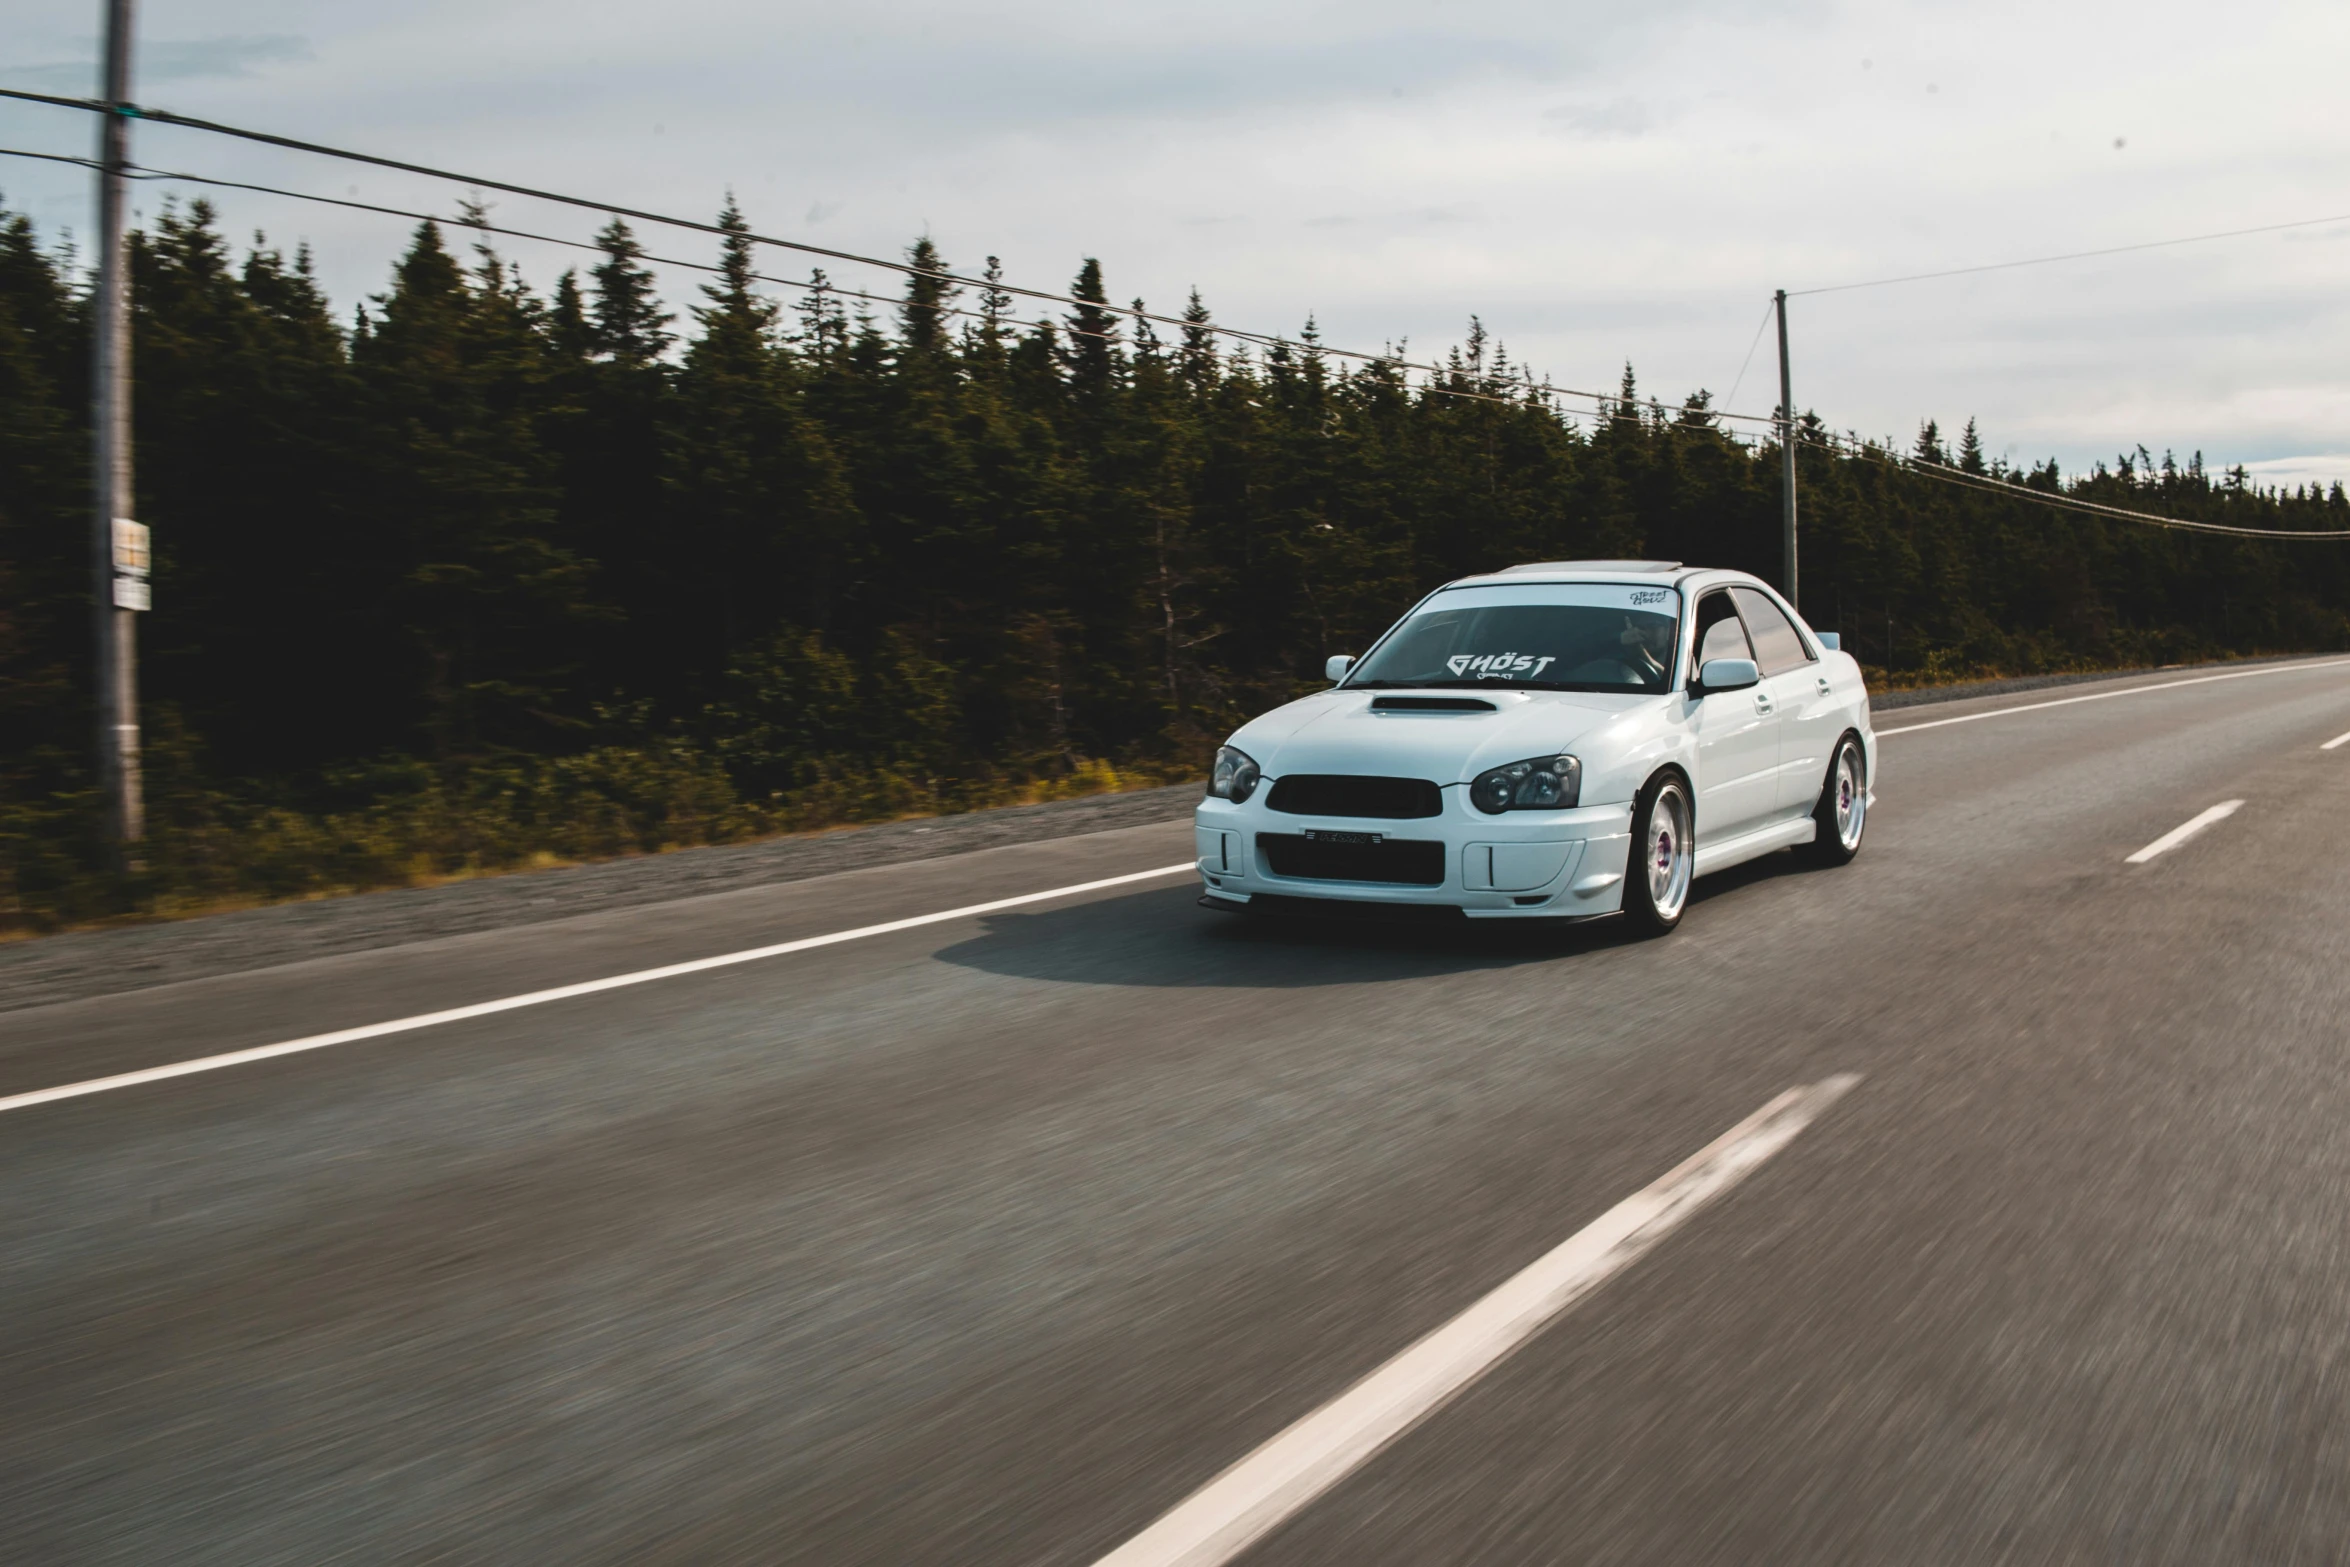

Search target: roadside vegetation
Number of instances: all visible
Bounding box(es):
[3,195,2346,933]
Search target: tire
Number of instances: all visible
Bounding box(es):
[1622,771,1694,935]
[1802,732,1867,867]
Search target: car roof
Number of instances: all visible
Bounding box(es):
[1439,561,1770,594]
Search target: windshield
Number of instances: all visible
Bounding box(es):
[1344,583,1682,694]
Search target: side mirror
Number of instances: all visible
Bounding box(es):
[1325,654,1355,682]
[1696,657,1760,695]
[1816,632,1841,651]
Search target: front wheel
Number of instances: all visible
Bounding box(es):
[1623,773,1694,936]
[1802,733,1867,867]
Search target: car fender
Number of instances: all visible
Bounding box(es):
[1571,701,1695,809]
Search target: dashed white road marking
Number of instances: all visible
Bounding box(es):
[2322,729,2350,751]
[1876,657,2350,739]
[0,862,1197,1116]
[1092,1075,1863,1567]
[2126,801,2244,864]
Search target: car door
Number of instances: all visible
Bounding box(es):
[1730,586,1827,819]
[1687,589,1781,841]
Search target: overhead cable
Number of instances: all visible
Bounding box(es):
[1720,297,1778,415]
[3,140,2318,520]
[1,87,1787,428]
[0,144,99,172]
[1791,210,2350,297]
[1802,429,2350,538]
[0,144,1614,420]
[141,157,1735,429]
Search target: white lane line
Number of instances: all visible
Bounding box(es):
[1876,657,2350,739]
[0,862,1197,1117]
[2323,729,2350,751]
[2125,801,2244,864]
[1093,1074,1862,1567]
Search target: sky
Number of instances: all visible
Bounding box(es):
[4,0,2347,490]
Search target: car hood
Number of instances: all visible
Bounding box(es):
[1229,688,1654,785]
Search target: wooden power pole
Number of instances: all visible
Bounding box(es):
[92,0,146,849]
[1775,287,1798,610]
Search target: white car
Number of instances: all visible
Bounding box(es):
[1195,560,1874,933]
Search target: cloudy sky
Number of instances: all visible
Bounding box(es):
[5,0,2346,488]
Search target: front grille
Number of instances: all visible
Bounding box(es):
[1265,774,1442,819]
[1257,833,1446,886]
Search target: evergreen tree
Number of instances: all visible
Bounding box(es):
[5,186,2350,928]
[587,219,672,365]
[562,220,675,697]
[1959,417,1987,474]
[1061,258,1120,417]
[898,237,958,360]
[1179,287,1216,391]
[0,203,84,794]
[547,269,593,362]
[355,221,591,754]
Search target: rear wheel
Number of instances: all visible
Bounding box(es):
[1802,733,1867,866]
[1623,773,1693,935]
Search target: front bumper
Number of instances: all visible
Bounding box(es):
[1193,790,1635,919]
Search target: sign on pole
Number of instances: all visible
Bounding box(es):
[111,515,149,611]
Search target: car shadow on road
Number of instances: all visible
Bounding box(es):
[931,882,1656,990]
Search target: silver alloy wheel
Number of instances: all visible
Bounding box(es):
[1833,742,1866,850]
[1647,781,1693,920]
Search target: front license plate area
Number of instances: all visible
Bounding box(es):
[1258,832,1443,885]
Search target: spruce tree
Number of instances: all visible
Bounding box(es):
[1959,417,1987,474]
[669,199,856,661]
[898,237,958,360]
[1914,418,1946,465]
[356,221,589,755]
[0,203,84,796]
[1178,288,1216,393]
[961,255,1015,372]
[588,219,673,365]
[1061,258,1120,416]
[563,219,676,702]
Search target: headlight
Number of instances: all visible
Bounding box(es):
[1470,754,1581,814]
[1208,745,1262,803]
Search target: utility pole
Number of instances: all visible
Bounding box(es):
[92,0,145,850]
[1774,288,1798,610]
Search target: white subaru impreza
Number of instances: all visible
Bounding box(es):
[1195,560,1874,933]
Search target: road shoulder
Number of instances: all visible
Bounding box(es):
[0,783,1202,1014]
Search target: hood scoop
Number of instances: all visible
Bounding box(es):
[1370,695,1497,713]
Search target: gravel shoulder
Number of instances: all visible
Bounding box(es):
[0,784,1202,1014]
[3,651,2329,1014]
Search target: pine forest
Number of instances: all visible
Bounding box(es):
[4,195,2347,931]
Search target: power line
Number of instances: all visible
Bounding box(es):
[1801,428,2350,538]
[11,136,2328,520]
[13,85,2343,427]
[2,87,1788,431]
[1721,297,1777,414]
[0,141,1772,428]
[0,144,99,172]
[31,139,2331,511]
[1790,210,2350,298]
[0,144,1630,421]
[58,141,2338,527]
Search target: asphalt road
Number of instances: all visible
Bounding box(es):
[5,658,2350,1564]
